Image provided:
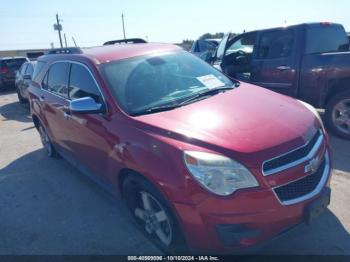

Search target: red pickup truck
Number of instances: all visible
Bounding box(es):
[212,22,350,139]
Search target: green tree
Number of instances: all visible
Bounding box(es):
[180,39,194,51]
[199,32,225,40]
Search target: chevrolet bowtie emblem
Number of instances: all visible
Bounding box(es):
[305,156,321,174]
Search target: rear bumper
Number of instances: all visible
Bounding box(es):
[0,76,15,88]
[173,163,332,253]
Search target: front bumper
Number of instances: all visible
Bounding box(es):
[173,155,332,252]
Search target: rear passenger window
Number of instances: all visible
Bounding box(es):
[69,64,102,103]
[47,62,70,97]
[257,30,294,59]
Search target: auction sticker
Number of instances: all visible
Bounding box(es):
[197,74,225,89]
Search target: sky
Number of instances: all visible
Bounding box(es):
[0,0,349,50]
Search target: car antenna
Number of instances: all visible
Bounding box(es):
[72,36,78,47]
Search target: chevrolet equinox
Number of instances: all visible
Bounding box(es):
[28,44,332,253]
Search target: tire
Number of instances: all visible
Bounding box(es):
[325,90,350,140]
[16,88,27,104]
[37,123,58,158]
[122,174,188,254]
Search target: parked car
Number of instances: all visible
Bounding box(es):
[190,38,221,59]
[15,61,36,103]
[0,57,29,91]
[209,22,350,139]
[28,43,331,253]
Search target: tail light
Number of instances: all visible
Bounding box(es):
[0,67,9,74]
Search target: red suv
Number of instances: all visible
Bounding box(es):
[28,44,332,253]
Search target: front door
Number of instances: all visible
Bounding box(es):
[221,33,257,82]
[63,63,115,181]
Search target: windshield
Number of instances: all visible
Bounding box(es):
[101,51,234,115]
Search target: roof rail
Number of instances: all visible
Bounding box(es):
[45,47,83,55]
[103,38,147,46]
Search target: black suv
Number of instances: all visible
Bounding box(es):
[0,57,29,91]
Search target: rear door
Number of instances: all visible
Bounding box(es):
[40,62,71,151]
[250,28,299,97]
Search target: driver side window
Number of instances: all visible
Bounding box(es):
[68,64,103,104]
[226,34,256,56]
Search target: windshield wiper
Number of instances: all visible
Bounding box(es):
[179,86,236,105]
[131,104,182,116]
[131,84,239,116]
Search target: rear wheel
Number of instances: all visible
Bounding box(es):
[325,91,350,139]
[16,87,27,104]
[37,123,58,157]
[122,175,187,254]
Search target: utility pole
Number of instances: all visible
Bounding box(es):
[121,13,126,40]
[54,14,63,48]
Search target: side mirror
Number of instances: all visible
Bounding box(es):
[235,56,248,65]
[69,97,105,114]
[23,74,32,80]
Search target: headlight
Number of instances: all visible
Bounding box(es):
[297,100,325,130]
[184,151,259,196]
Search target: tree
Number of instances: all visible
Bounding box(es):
[199,32,225,40]
[180,39,194,51]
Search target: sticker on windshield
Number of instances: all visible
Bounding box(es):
[197,74,225,89]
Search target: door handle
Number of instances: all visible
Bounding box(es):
[63,112,72,120]
[276,66,291,71]
[39,95,45,102]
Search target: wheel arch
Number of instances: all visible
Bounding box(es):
[118,167,189,250]
[324,78,350,107]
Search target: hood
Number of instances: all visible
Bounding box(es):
[133,84,319,163]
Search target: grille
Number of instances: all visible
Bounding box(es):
[263,130,322,175]
[274,158,326,202]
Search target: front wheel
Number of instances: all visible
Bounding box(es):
[325,91,350,139]
[122,175,187,254]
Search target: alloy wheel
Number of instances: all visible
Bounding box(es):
[133,191,173,246]
[332,99,350,135]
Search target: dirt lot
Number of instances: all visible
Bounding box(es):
[0,91,349,255]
